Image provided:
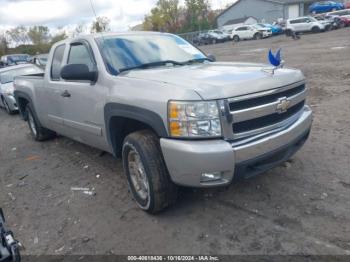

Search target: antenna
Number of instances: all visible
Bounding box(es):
[88,0,117,73]
[89,0,98,19]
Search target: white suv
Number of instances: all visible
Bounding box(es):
[231,25,272,42]
[286,16,326,33]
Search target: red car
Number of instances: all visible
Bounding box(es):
[336,16,350,27]
[346,2,350,9]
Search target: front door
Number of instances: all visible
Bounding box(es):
[59,41,108,151]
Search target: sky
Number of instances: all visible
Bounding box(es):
[0,0,235,35]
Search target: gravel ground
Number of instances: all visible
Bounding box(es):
[0,28,350,256]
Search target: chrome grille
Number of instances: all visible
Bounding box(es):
[226,82,307,140]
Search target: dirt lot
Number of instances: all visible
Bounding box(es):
[1,28,350,256]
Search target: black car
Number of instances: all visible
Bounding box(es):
[195,32,226,46]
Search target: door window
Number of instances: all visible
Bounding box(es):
[67,44,95,71]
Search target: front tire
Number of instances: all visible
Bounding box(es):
[233,35,240,42]
[311,26,320,33]
[25,103,55,141]
[254,33,262,40]
[122,130,177,213]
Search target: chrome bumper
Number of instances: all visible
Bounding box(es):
[161,106,312,187]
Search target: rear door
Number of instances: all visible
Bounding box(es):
[40,43,67,133]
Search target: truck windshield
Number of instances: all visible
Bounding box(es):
[0,65,43,84]
[96,34,207,75]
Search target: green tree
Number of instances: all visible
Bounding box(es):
[0,31,9,57]
[28,25,50,45]
[143,0,180,33]
[183,0,212,32]
[91,16,111,33]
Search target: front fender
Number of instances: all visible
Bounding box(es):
[104,103,168,156]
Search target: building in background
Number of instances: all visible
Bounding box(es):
[216,0,319,28]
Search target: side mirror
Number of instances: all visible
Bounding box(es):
[207,54,216,62]
[61,64,97,82]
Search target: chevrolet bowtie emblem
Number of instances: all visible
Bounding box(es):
[276,97,291,113]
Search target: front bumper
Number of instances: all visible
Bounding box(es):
[262,31,272,37]
[161,106,312,187]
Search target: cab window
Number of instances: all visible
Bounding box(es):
[50,44,65,81]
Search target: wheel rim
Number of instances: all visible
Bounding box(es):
[28,111,37,137]
[128,149,149,201]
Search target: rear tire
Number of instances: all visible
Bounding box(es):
[233,35,240,42]
[122,130,177,213]
[25,103,55,141]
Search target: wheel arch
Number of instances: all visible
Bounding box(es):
[13,90,32,120]
[104,103,168,157]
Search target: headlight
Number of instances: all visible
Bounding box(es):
[168,101,222,138]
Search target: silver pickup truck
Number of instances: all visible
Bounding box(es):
[14,32,312,213]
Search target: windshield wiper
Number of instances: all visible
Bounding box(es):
[119,60,185,72]
[182,57,212,64]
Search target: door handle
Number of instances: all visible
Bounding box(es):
[61,90,71,98]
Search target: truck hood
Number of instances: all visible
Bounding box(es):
[123,62,305,100]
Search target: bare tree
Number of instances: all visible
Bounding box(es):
[6,26,30,46]
[73,23,86,37]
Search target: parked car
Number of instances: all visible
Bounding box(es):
[326,8,350,19]
[333,15,350,27]
[257,23,283,35]
[194,33,214,45]
[0,54,30,67]
[30,54,48,68]
[195,31,227,45]
[208,30,231,41]
[314,15,335,30]
[231,24,271,42]
[346,1,350,9]
[309,1,344,14]
[286,16,326,33]
[14,32,312,213]
[0,64,43,114]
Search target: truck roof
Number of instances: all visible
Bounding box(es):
[53,31,172,46]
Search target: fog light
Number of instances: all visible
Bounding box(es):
[201,172,223,182]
